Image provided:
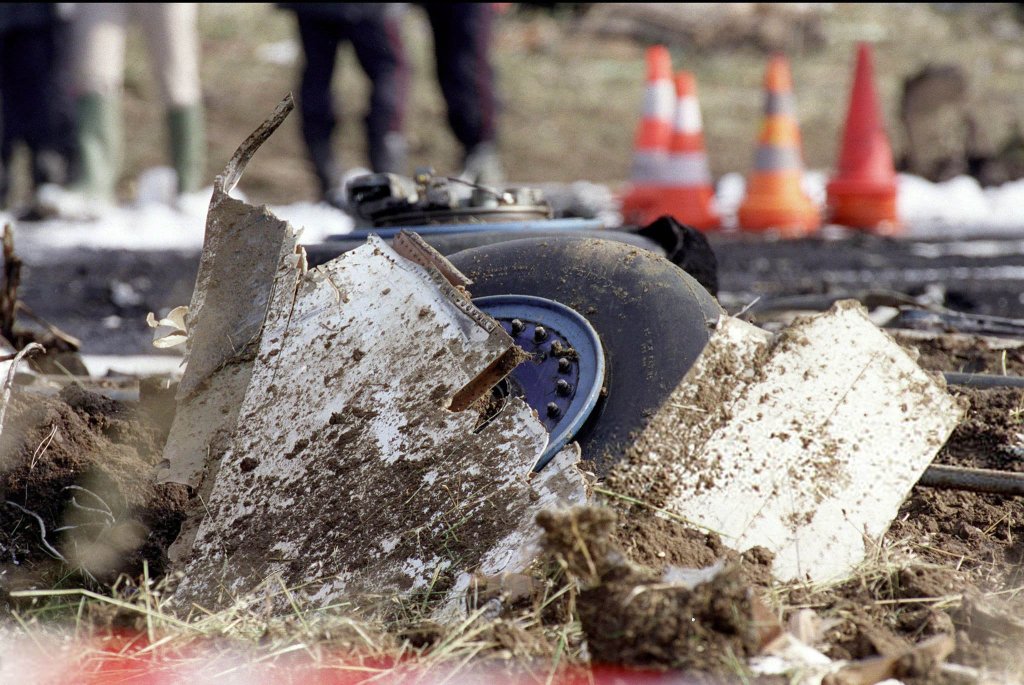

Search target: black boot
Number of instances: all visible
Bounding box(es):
[307,138,342,199]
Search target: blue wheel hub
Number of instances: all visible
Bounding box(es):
[473,295,606,471]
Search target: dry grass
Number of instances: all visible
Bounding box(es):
[5,560,586,682]
[7,505,1024,679]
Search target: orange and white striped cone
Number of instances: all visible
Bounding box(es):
[737,55,820,236]
[621,45,675,225]
[655,71,720,230]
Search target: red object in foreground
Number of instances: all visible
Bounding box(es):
[8,630,721,685]
[826,42,900,234]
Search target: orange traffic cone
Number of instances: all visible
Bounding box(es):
[826,43,899,234]
[621,45,675,224]
[655,71,720,230]
[738,55,820,236]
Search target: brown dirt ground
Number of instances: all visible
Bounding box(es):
[904,333,1024,377]
[5,330,1024,680]
[0,384,187,592]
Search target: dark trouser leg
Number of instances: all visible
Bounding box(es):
[349,8,409,174]
[0,32,14,207]
[352,7,407,174]
[423,3,497,153]
[296,15,343,196]
[53,19,77,182]
[0,24,64,202]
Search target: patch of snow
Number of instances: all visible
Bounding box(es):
[714,171,746,226]
[256,39,299,66]
[15,168,1024,261]
[714,170,1024,236]
[135,166,179,206]
[82,354,184,377]
[909,239,1024,258]
[801,168,828,208]
[12,168,354,259]
[268,201,354,240]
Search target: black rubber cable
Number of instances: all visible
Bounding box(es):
[920,464,1024,497]
[943,372,1024,389]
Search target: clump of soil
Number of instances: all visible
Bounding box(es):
[537,507,776,673]
[612,510,775,588]
[0,384,187,588]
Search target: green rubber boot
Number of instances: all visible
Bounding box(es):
[167,104,206,195]
[74,93,121,201]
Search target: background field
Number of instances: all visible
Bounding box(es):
[86,3,1024,204]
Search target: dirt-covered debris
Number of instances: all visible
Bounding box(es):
[609,508,776,590]
[3,302,1024,679]
[537,507,778,673]
[0,384,187,587]
[609,305,964,584]
[900,332,1024,377]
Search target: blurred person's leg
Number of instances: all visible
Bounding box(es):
[53,8,78,186]
[136,3,205,195]
[295,13,344,200]
[0,15,64,208]
[349,5,409,174]
[423,2,503,185]
[0,29,16,206]
[71,3,128,201]
[16,22,64,193]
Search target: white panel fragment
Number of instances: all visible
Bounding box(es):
[158,97,300,489]
[609,301,965,583]
[173,237,588,614]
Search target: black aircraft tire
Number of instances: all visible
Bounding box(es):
[448,236,722,477]
[303,229,666,269]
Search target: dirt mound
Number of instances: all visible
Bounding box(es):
[0,385,187,588]
[577,3,827,55]
[537,507,777,673]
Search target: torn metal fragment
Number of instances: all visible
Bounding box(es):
[157,95,299,488]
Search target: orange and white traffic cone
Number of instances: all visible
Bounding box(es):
[826,43,900,234]
[655,71,720,230]
[621,45,675,225]
[737,55,820,236]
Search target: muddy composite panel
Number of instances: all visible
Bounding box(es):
[608,301,966,583]
[171,237,589,614]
